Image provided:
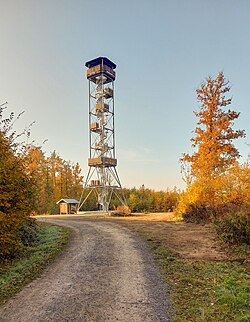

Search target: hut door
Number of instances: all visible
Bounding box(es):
[60,203,68,214]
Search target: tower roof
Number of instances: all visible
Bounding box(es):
[85,57,116,69]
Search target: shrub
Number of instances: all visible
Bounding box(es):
[19,217,39,246]
[46,203,58,215]
[182,204,213,223]
[215,210,250,245]
[0,215,39,260]
[0,212,25,259]
[112,205,131,216]
[181,202,249,224]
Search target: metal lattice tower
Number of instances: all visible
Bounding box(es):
[78,57,126,212]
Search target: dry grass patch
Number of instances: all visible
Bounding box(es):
[110,213,227,260]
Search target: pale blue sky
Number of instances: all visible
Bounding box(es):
[1,0,249,190]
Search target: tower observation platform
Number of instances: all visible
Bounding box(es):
[78,57,126,212]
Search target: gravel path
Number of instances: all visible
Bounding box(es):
[0,217,171,322]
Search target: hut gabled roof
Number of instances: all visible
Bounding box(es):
[56,198,79,204]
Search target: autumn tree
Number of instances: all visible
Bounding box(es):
[177,72,247,221]
[21,144,47,212]
[181,72,245,181]
[0,103,85,258]
[22,149,84,214]
[0,103,35,258]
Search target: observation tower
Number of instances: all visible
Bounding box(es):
[78,57,126,212]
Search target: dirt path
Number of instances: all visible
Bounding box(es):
[0,218,171,322]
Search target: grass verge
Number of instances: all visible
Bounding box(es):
[134,229,250,322]
[0,222,71,305]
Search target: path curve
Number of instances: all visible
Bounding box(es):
[0,217,171,322]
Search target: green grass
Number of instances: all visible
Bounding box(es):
[0,222,71,305]
[149,240,250,322]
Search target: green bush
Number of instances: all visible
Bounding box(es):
[215,210,250,245]
[0,212,25,259]
[0,214,39,260]
[46,203,58,215]
[19,217,39,246]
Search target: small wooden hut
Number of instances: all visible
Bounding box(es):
[56,198,79,214]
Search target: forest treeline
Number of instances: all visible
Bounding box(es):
[81,185,181,213]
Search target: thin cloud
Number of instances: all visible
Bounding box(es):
[119,147,160,163]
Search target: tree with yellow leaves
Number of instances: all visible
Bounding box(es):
[181,71,245,181]
[0,103,35,258]
[178,72,247,221]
